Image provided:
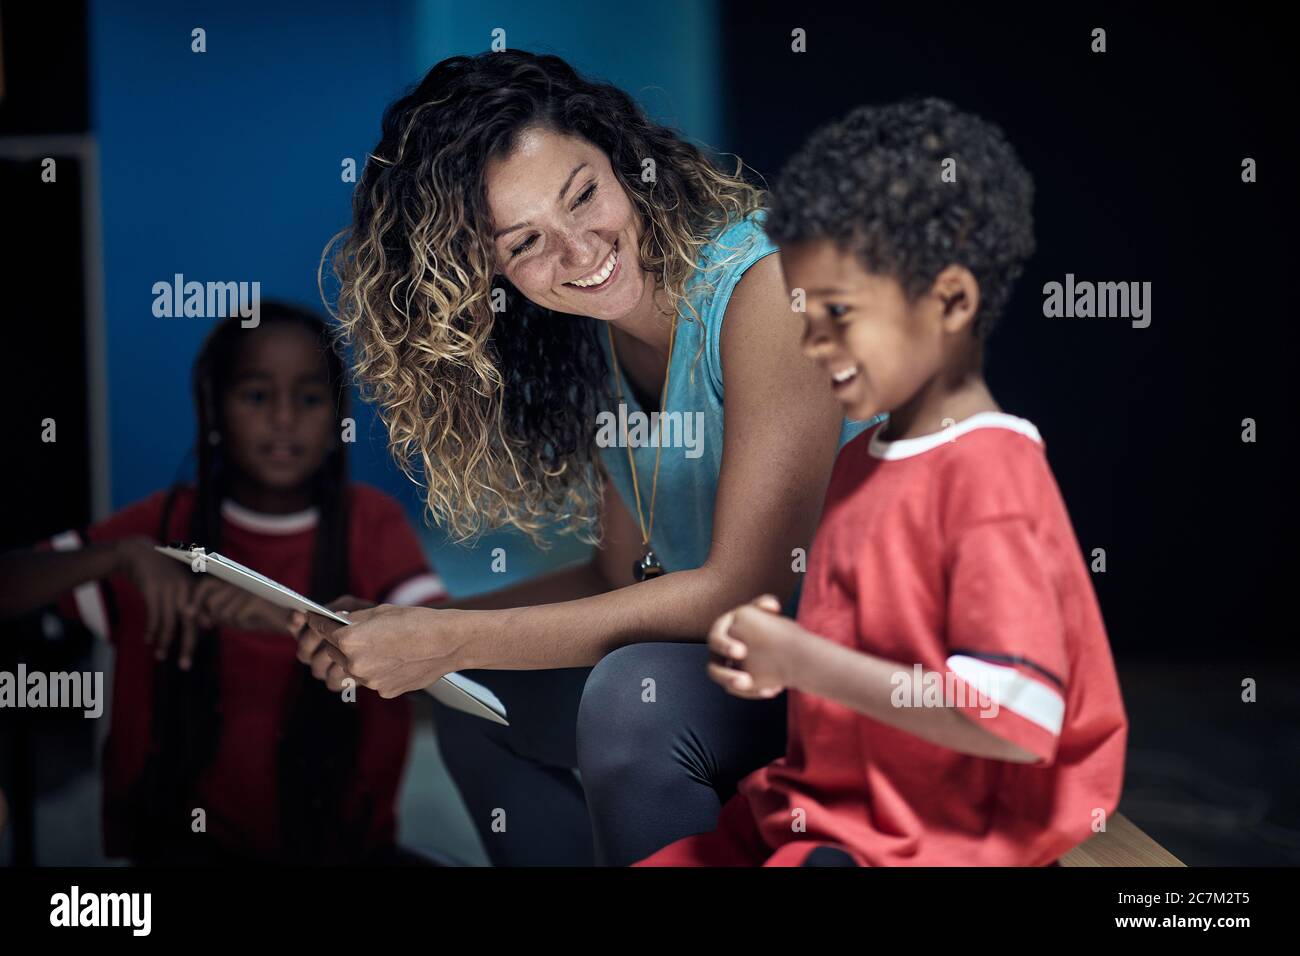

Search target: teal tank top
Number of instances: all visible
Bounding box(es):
[597,209,878,587]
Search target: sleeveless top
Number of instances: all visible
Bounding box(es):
[597,209,879,588]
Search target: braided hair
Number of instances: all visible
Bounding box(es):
[129,302,366,863]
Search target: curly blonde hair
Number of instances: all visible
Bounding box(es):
[321,50,764,545]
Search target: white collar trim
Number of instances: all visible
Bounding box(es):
[867,411,1042,460]
[220,499,319,535]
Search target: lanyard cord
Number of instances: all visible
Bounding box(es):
[605,315,678,549]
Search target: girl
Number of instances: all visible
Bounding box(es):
[297,50,879,865]
[0,303,448,863]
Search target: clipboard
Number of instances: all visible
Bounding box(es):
[155,545,508,725]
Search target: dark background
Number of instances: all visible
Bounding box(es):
[722,1,1298,863]
[1,1,94,542]
[723,2,1295,660]
[1,2,1296,866]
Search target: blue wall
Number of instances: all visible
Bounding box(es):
[88,0,719,593]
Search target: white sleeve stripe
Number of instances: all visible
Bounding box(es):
[384,573,449,607]
[946,654,1064,735]
[49,531,111,642]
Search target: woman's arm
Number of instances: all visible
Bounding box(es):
[447,466,642,610]
[449,562,608,610]
[298,470,646,688]
[320,466,641,619]
[304,255,847,693]
[478,255,840,659]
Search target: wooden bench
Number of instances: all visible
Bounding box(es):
[1060,812,1184,866]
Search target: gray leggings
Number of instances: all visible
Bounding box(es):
[430,641,787,866]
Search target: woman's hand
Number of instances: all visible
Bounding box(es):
[112,536,199,663]
[706,594,805,699]
[326,595,377,614]
[291,596,374,692]
[291,603,464,698]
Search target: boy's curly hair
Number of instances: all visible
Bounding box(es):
[765,97,1035,337]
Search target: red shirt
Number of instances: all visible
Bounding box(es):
[49,483,448,859]
[640,413,1128,866]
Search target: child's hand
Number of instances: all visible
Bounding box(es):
[112,536,199,662]
[182,578,294,667]
[707,593,802,699]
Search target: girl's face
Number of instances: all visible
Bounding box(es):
[220,324,336,497]
[485,127,649,323]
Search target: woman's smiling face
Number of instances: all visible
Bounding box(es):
[485,126,648,322]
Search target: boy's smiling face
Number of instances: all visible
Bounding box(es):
[780,238,951,423]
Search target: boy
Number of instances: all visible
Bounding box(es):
[636,98,1127,866]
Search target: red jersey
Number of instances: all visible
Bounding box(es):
[48,483,448,860]
[639,413,1127,866]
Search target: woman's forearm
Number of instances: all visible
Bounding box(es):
[446,558,614,611]
[0,541,123,620]
[455,563,764,670]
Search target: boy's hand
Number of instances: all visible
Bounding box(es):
[707,594,803,699]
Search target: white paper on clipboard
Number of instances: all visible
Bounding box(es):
[155,545,508,725]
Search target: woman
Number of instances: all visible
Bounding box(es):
[303,50,873,865]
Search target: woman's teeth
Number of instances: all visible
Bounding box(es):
[566,244,618,288]
[831,366,858,385]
